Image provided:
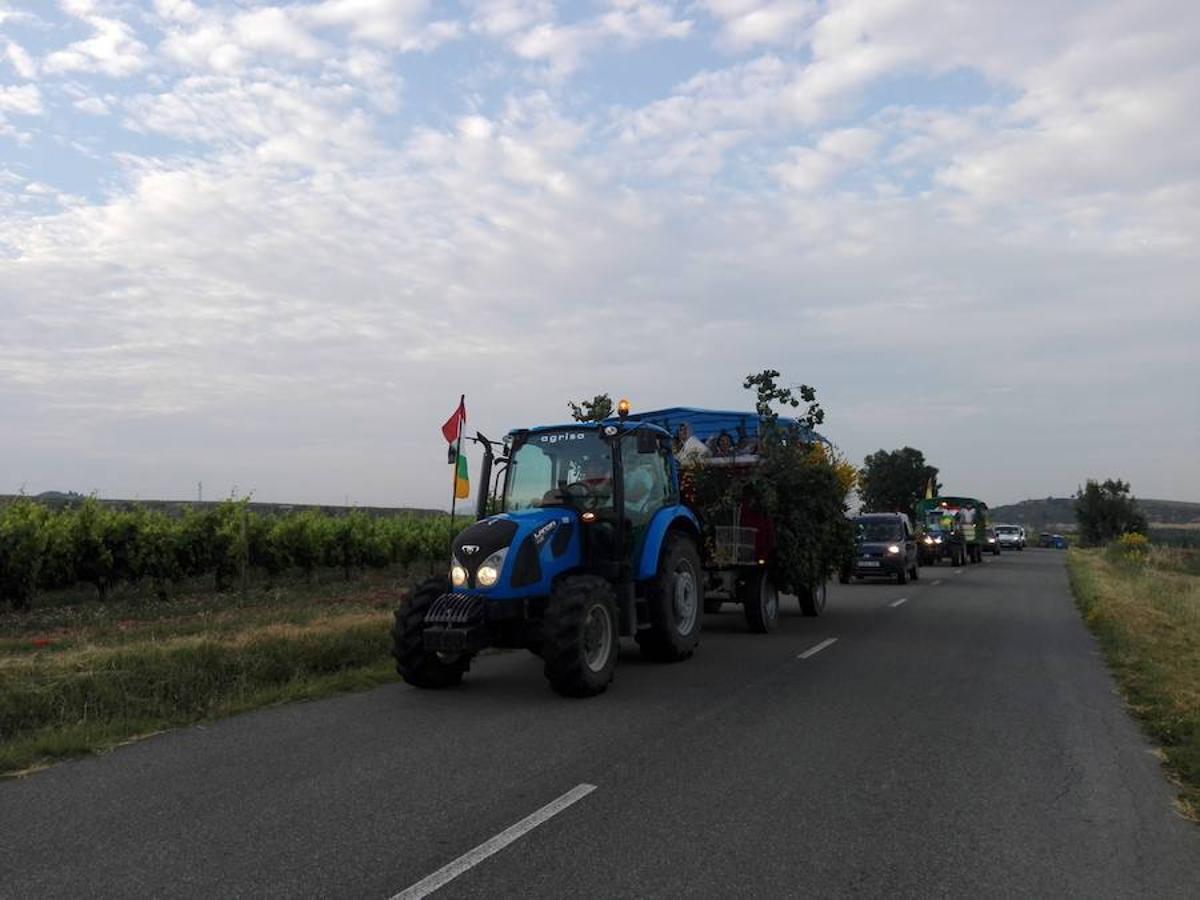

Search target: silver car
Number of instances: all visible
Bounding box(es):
[994,524,1025,550]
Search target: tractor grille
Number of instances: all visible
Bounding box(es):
[425,593,487,627]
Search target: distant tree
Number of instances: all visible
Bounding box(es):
[568,394,614,422]
[859,448,941,517]
[1074,479,1147,546]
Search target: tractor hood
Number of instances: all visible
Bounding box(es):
[452,509,581,597]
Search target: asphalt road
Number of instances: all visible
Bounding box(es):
[3,550,1199,898]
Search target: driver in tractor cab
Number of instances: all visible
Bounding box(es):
[574,455,613,508]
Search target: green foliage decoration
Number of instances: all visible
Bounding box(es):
[568,393,614,422]
[686,371,853,595]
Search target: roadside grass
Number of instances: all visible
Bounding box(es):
[0,565,437,776]
[1067,547,1200,820]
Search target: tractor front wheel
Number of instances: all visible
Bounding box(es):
[542,575,620,697]
[391,578,472,689]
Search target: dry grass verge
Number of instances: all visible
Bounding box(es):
[1067,547,1200,820]
[0,569,421,775]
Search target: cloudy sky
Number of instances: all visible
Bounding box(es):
[1,0,1197,511]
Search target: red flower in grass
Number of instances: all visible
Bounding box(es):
[31,638,53,648]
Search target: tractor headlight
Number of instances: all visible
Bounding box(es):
[887,545,900,554]
[450,559,467,587]
[935,536,943,544]
[923,536,933,545]
[475,548,508,588]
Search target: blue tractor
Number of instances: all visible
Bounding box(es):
[391,405,704,697]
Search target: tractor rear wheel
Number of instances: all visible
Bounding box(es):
[636,534,702,661]
[799,580,828,617]
[542,575,619,697]
[740,569,779,633]
[391,578,472,689]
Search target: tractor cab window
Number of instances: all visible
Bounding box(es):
[622,432,672,528]
[504,430,614,512]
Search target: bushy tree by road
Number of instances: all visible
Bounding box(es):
[1075,478,1147,546]
[858,448,941,517]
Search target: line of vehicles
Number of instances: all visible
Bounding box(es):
[390,403,1043,698]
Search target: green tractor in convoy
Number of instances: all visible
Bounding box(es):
[914,496,989,565]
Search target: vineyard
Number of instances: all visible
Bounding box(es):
[0,496,460,611]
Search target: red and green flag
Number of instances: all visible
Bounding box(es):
[442,395,469,503]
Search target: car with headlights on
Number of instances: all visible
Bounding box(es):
[994,524,1025,550]
[985,527,1001,555]
[840,513,920,585]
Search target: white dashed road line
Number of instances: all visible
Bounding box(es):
[930,579,943,586]
[890,597,909,607]
[390,783,598,900]
[798,638,839,659]
[953,569,964,575]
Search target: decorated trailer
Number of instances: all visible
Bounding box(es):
[636,407,836,631]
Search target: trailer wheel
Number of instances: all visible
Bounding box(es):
[636,534,702,661]
[740,569,779,633]
[391,578,472,689]
[542,575,619,697]
[799,580,828,617]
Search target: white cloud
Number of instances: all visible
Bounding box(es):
[468,0,554,37]
[43,9,149,77]
[4,40,37,78]
[73,95,110,115]
[773,126,882,192]
[304,0,461,51]
[505,0,692,75]
[1,0,1197,506]
[232,7,327,61]
[701,0,814,49]
[0,84,43,116]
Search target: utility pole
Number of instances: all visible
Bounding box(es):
[198,481,203,503]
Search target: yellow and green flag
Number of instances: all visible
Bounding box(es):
[454,452,470,499]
